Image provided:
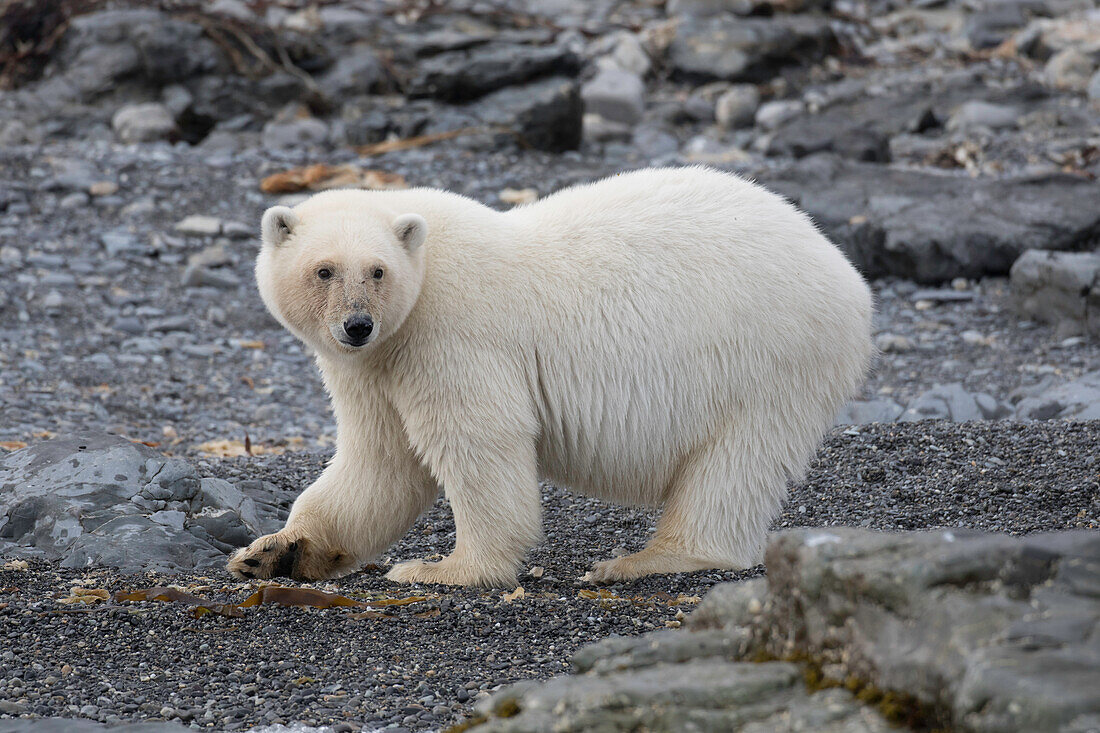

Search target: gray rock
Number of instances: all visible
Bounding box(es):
[472,76,583,153]
[146,316,193,334]
[469,529,1100,733]
[731,529,1100,733]
[0,434,261,572]
[99,229,144,256]
[261,113,329,150]
[581,69,645,126]
[198,477,262,533]
[188,243,233,269]
[965,5,1027,50]
[408,43,581,102]
[1016,371,1100,420]
[754,99,804,131]
[900,383,1009,422]
[111,103,177,143]
[51,10,217,101]
[190,508,252,548]
[59,192,90,209]
[318,49,385,100]
[764,86,955,161]
[220,221,253,240]
[209,0,253,21]
[181,264,241,289]
[669,15,833,83]
[834,398,905,425]
[582,113,634,143]
[1088,70,1100,101]
[714,84,760,129]
[1045,48,1096,92]
[160,84,192,118]
[874,332,914,352]
[573,628,750,675]
[150,509,186,532]
[946,101,1020,132]
[605,33,651,77]
[0,119,37,147]
[0,719,189,732]
[472,659,891,732]
[759,155,1100,282]
[173,215,221,237]
[61,516,224,572]
[1010,249,1100,339]
[910,288,975,303]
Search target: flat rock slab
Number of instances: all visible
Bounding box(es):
[0,433,284,572]
[758,155,1100,282]
[473,660,892,732]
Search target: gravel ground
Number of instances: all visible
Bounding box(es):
[2,420,1097,731]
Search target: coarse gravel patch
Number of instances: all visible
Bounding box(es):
[1,420,1097,731]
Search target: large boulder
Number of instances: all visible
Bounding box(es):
[465,528,1100,732]
[0,433,285,572]
[1010,250,1100,339]
[758,155,1100,282]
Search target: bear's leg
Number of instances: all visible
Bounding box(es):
[228,407,439,581]
[386,434,542,588]
[584,426,787,583]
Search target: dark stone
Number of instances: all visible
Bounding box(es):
[407,43,581,102]
[470,76,583,152]
[759,155,1100,282]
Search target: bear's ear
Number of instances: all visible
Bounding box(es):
[392,213,427,253]
[261,206,299,247]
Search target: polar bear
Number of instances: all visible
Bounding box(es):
[228,167,873,587]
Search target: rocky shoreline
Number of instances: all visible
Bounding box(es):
[1,0,1099,730]
[2,421,1097,731]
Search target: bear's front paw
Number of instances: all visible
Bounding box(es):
[386,556,516,588]
[227,531,355,581]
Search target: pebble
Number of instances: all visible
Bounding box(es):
[181,264,241,289]
[754,100,804,131]
[174,215,222,237]
[875,332,915,353]
[714,84,760,129]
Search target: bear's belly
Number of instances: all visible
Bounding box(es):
[529,346,725,507]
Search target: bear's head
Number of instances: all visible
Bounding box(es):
[255,194,427,359]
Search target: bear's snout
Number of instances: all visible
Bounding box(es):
[341,314,374,347]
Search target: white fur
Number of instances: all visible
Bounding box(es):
[250,166,873,586]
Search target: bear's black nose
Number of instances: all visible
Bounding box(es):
[343,315,374,345]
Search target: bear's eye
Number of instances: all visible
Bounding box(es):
[317,268,332,281]
[372,268,384,280]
